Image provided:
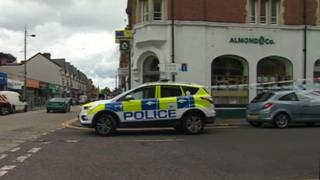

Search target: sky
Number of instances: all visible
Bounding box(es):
[0,0,127,89]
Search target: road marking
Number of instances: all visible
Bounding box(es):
[0,154,8,160]
[206,125,245,129]
[41,133,48,136]
[28,147,41,153]
[40,141,51,145]
[62,118,88,130]
[9,147,21,152]
[0,171,8,177]
[0,165,16,171]
[132,139,184,142]
[13,154,32,163]
[65,140,80,143]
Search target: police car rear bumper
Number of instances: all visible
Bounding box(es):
[205,116,216,124]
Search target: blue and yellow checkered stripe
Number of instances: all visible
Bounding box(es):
[87,95,211,115]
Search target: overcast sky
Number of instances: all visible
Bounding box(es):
[0,0,127,89]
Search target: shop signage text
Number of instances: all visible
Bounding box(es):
[8,79,23,90]
[229,36,275,45]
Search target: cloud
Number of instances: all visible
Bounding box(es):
[0,0,127,89]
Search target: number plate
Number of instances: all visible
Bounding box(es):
[248,114,258,120]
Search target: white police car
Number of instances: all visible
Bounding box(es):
[79,82,216,136]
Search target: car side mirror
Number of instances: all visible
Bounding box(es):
[124,95,134,101]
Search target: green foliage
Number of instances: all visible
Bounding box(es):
[100,87,111,95]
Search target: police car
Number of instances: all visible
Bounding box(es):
[79,82,216,136]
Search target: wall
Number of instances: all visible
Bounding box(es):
[26,54,62,85]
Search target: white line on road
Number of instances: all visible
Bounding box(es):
[0,171,8,178]
[41,133,48,136]
[0,154,8,160]
[13,154,32,163]
[65,140,80,143]
[9,147,21,152]
[28,147,41,153]
[133,139,184,142]
[0,165,16,171]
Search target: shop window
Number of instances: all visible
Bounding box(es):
[211,56,249,106]
[248,0,280,24]
[257,57,293,93]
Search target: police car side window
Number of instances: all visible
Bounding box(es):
[129,86,155,100]
[161,86,182,98]
[182,86,199,95]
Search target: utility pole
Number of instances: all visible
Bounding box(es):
[171,0,176,82]
[23,25,36,101]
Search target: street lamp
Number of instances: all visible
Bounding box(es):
[23,25,36,101]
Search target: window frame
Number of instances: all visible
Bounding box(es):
[160,85,184,98]
[278,93,298,101]
[118,85,156,101]
[248,0,280,25]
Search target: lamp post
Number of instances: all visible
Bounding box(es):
[23,25,36,101]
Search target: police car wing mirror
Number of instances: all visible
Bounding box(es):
[124,95,134,101]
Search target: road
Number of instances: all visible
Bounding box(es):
[0,108,320,180]
[0,106,80,153]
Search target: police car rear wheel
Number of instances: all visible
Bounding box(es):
[182,113,204,134]
[95,114,116,136]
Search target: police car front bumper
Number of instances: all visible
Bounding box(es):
[205,116,216,124]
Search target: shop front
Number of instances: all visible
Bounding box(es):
[7,79,23,92]
[0,72,7,90]
[26,79,40,108]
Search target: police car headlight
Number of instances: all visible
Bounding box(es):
[83,106,92,110]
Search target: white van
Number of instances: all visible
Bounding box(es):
[0,91,27,113]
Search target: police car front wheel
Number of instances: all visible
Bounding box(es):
[95,114,117,136]
[182,113,204,134]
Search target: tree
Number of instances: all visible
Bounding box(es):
[0,52,17,63]
[100,87,111,96]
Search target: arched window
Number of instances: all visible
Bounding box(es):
[143,56,160,83]
[211,55,249,106]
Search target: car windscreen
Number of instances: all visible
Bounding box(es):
[49,98,65,102]
[251,92,274,103]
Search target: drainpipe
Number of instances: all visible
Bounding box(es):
[303,0,307,83]
[171,0,176,82]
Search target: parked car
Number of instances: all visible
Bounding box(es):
[79,95,88,104]
[0,91,27,114]
[247,90,320,128]
[47,98,71,113]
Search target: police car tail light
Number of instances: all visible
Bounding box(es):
[201,96,214,104]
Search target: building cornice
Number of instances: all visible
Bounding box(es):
[134,20,320,31]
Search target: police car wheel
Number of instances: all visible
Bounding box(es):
[95,114,116,136]
[182,113,204,134]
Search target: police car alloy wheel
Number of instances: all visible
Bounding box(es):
[182,112,204,134]
[95,114,116,136]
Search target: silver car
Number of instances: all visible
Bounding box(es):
[247,90,320,128]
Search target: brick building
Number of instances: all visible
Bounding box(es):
[126,0,320,106]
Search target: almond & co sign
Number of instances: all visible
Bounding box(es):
[229,36,275,45]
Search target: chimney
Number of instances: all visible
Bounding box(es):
[42,53,51,59]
